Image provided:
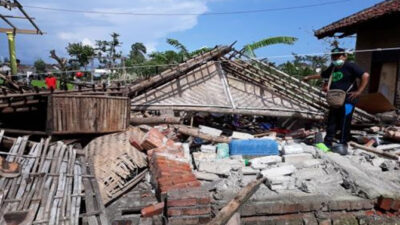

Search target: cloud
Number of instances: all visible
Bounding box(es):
[0,0,210,64]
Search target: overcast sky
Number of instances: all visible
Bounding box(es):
[0,0,382,65]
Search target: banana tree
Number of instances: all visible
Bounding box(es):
[166,38,190,61]
[242,36,298,58]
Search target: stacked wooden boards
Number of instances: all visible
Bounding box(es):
[0,131,108,225]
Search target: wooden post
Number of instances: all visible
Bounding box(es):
[349,141,399,161]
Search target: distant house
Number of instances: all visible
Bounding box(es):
[315,0,400,106]
[0,64,11,74]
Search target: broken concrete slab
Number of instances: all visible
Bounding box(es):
[283,144,304,155]
[301,159,322,168]
[198,161,232,176]
[283,153,314,167]
[249,156,282,169]
[199,125,223,137]
[200,144,216,153]
[241,167,260,175]
[231,131,254,139]
[321,152,400,199]
[194,171,220,181]
[261,165,296,178]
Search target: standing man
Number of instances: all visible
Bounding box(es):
[303,47,369,155]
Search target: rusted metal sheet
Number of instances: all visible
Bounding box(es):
[47,95,130,134]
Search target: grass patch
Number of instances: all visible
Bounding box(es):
[31,80,74,90]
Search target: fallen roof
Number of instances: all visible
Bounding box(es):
[131,60,324,120]
[315,0,400,38]
[130,47,376,122]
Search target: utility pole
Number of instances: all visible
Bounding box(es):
[6,32,17,75]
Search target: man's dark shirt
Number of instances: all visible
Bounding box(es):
[321,61,365,103]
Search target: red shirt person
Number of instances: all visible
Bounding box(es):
[45,74,57,91]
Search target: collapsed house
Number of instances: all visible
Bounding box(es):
[0,46,400,225]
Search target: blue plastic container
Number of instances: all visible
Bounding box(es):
[229,139,279,156]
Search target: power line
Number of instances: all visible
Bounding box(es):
[23,0,348,16]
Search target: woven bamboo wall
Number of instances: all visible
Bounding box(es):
[47,95,130,134]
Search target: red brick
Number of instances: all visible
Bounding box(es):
[198,216,211,224]
[197,197,211,205]
[365,210,375,216]
[167,206,210,216]
[377,197,393,211]
[168,198,198,207]
[129,136,143,151]
[168,216,199,225]
[391,199,400,211]
[141,202,165,217]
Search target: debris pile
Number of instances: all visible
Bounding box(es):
[121,118,400,224]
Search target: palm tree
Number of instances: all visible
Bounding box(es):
[166,38,190,61]
[129,42,147,63]
[242,36,298,58]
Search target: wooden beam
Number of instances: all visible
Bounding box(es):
[174,125,230,143]
[130,116,181,125]
[0,28,41,34]
[207,177,266,225]
[132,105,324,120]
[349,141,399,161]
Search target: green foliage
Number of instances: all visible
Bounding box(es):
[278,54,329,86]
[243,36,298,58]
[166,38,189,60]
[34,59,46,73]
[129,42,147,64]
[31,80,74,90]
[190,47,213,57]
[95,33,122,68]
[66,43,95,68]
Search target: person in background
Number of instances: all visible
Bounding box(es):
[45,73,57,92]
[303,47,370,155]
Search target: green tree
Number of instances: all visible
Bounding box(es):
[129,42,147,64]
[278,54,329,86]
[242,36,298,58]
[190,47,213,57]
[95,33,122,69]
[34,59,46,73]
[166,38,189,61]
[66,42,95,69]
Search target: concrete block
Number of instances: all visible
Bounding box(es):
[301,159,322,168]
[200,145,216,153]
[231,131,254,139]
[293,168,326,181]
[261,165,296,177]
[198,161,231,176]
[283,153,313,167]
[250,156,282,169]
[241,175,258,187]
[219,158,244,171]
[242,166,260,175]
[199,125,222,137]
[192,152,216,168]
[283,144,304,155]
[265,176,296,190]
[371,158,385,167]
[194,171,220,181]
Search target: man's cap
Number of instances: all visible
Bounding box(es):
[331,47,346,56]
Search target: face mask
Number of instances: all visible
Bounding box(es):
[332,59,344,67]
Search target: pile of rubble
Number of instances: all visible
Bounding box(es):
[103,120,400,225]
